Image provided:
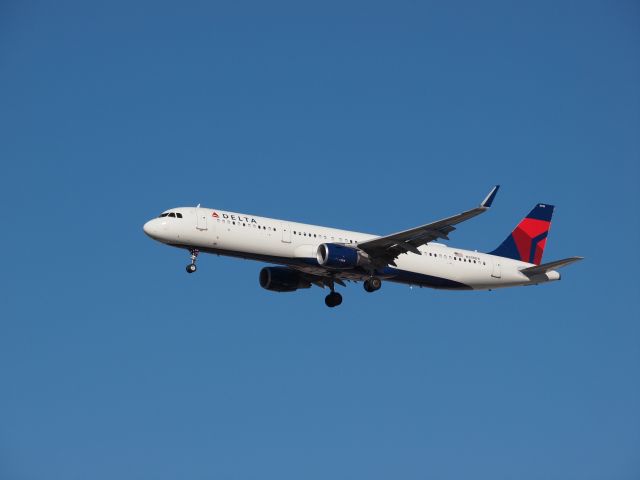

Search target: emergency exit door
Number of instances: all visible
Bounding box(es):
[281,223,291,243]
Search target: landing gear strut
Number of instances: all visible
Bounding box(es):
[186,248,199,273]
[363,276,382,293]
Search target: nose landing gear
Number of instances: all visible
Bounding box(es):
[363,277,382,292]
[186,248,199,273]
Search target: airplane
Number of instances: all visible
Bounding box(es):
[143,186,583,307]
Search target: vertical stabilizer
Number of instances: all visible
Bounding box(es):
[489,204,554,265]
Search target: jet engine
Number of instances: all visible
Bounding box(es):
[259,267,311,292]
[316,243,363,269]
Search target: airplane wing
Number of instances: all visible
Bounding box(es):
[519,256,584,276]
[357,185,500,267]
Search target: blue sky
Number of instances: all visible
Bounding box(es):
[1,1,638,478]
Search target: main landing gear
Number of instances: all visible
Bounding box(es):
[324,277,382,307]
[363,277,382,293]
[325,291,343,308]
[186,248,199,273]
[324,279,343,308]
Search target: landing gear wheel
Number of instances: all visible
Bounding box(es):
[364,277,382,292]
[325,292,343,308]
[186,249,199,274]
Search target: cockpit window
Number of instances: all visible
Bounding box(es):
[158,211,182,218]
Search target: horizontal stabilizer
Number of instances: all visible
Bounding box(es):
[519,256,584,276]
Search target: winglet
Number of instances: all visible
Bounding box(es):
[480,185,500,208]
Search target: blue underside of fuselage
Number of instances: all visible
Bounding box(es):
[172,244,472,290]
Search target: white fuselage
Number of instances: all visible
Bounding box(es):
[143,206,560,290]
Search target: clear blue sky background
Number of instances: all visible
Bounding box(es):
[1,1,638,479]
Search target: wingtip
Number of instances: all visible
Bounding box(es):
[481,185,500,208]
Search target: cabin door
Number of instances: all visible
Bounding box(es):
[491,261,501,278]
[196,207,208,231]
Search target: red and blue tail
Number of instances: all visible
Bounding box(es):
[489,204,554,265]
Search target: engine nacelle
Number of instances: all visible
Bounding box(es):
[316,243,361,269]
[259,267,311,292]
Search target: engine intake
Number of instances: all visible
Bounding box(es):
[259,267,311,292]
[316,243,361,269]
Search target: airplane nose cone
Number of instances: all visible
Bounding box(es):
[143,220,156,238]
